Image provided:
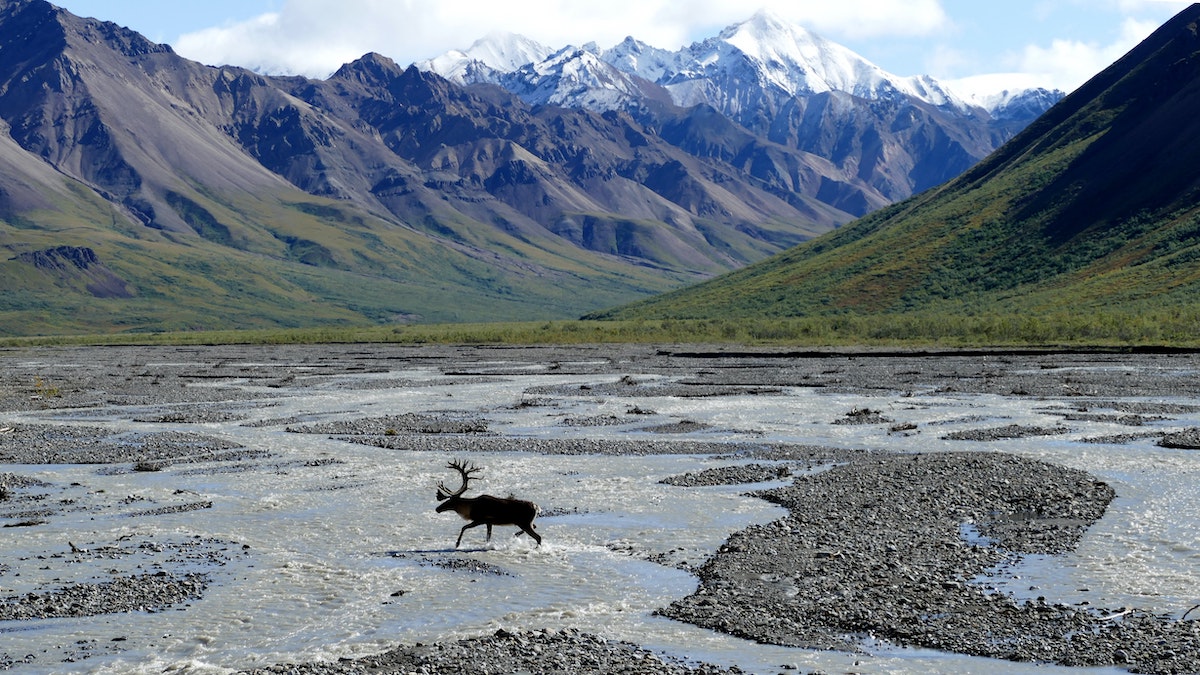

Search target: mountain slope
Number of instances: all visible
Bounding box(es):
[587,4,1200,321]
[655,11,1033,201]
[0,0,858,335]
[423,11,1062,212]
[661,10,962,108]
[301,54,847,266]
[0,2,545,332]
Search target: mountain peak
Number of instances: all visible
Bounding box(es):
[418,31,553,84]
[331,51,403,85]
[0,0,170,76]
[465,31,552,71]
[499,43,667,110]
[416,12,1047,116]
[723,8,819,52]
[698,9,950,104]
[590,4,1200,321]
[600,36,677,82]
[44,0,172,60]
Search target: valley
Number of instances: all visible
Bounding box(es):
[0,0,1056,335]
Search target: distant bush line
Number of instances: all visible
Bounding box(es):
[2,310,1200,349]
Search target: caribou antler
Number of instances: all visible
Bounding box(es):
[433,458,541,548]
[436,459,482,501]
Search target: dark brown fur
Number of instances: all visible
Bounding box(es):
[434,460,541,548]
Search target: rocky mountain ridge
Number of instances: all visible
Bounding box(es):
[421,10,1047,115]
[0,0,1058,334]
[421,10,1063,201]
[588,4,1200,323]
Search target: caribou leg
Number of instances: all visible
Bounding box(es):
[456,521,487,547]
[518,523,542,546]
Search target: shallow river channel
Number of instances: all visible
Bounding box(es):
[1,345,1198,674]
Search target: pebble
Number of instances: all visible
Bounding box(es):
[660,451,1200,672]
[239,628,744,675]
[5,344,1200,674]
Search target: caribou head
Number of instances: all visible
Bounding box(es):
[435,459,541,548]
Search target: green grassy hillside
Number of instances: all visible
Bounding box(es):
[0,179,682,335]
[587,6,1200,325]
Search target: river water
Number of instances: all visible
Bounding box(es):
[2,358,1198,674]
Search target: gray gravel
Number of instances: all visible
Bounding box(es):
[0,425,254,465]
[660,463,795,487]
[287,412,491,435]
[4,344,1200,674]
[240,628,743,675]
[661,451,1200,673]
[1160,427,1200,449]
[0,572,208,620]
[940,424,1071,441]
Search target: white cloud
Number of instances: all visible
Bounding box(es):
[175,0,952,77]
[1011,16,1161,91]
[738,0,950,38]
[945,72,1056,105]
[170,0,1181,100]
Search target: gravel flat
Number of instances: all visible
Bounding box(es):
[2,344,1200,674]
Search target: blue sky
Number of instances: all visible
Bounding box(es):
[52,0,1193,95]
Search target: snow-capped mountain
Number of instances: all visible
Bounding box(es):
[419,10,1036,116]
[951,84,1066,122]
[418,11,1064,204]
[600,36,679,83]
[415,31,553,86]
[498,44,670,110]
[661,10,966,110]
[987,87,1064,121]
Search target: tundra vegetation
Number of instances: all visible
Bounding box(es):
[2,311,1199,349]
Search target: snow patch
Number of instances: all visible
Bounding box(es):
[416,10,1056,117]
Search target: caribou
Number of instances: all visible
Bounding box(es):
[434,459,541,548]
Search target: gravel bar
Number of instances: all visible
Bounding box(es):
[661,451,1200,673]
[4,344,1200,674]
[240,628,743,674]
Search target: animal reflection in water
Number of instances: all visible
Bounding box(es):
[434,459,541,548]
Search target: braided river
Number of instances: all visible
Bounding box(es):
[1,346,1197,673]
